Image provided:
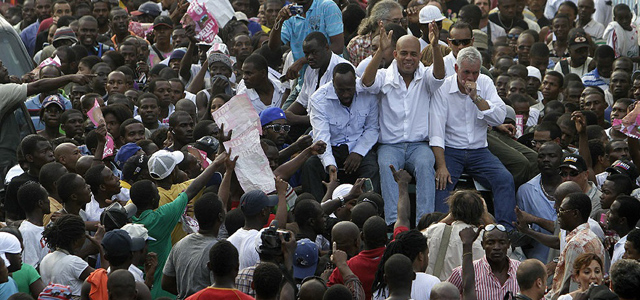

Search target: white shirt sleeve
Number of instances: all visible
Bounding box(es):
[429,87,448,149]
[477,76,506,127]
[309,89,336,169]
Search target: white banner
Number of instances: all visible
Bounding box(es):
[213,94,275,193]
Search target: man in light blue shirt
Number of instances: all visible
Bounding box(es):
[516,142,564,261]
[303,63,380,201]
[268,0,344,64]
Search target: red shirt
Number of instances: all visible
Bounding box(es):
[327,246,386,300]
[186,287,255,300]
[393,226,409,240]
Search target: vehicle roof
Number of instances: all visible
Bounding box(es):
[0,14,34,76]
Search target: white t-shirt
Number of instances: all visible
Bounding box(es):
[18,220,49,268]
[227,228,262,270]
[553,57,593,78]
[84,197,105,222]
[373,272,440,300]
[107,265,144,283]
[40,250,89,296]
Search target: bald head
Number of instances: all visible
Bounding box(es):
[554,181,582,201]
[108,269,136,300]
[76,155,94,176]
[331,221,360,244]
[430,282,460,300]
[176,99,197,123]
[54,142,76,157]
[298,279,327,300]
[396,35,421,52]
[176,99,196,112]
[331,221,360,255]
[517,259,547,291]
[55,143,81,172]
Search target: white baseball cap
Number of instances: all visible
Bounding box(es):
[148,150,184,180]
[121,223,156,251]
[419,5,445,24]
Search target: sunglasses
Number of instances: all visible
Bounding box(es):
[264,124,291,133]
[559,170,580,177]
[485,224,507,232]
[448,38,472,46]
[507,33,520,39]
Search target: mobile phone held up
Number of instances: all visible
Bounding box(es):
[363,178,374,193]
[289,4,303,15]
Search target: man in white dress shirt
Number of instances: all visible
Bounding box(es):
[360,22,445,225]
[444,22,476,76]
[303,63,380,201]
[236,54,286,114]
[286,32,351,126]
[430,47,516,229]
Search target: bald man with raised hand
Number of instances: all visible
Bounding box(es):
[360,21,445,226]
[331,221,361,257]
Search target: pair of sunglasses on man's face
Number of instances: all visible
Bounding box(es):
[448,38,472,46]
[265,124,291,133]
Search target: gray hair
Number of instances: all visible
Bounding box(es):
[611,259,640,298]
[456,47,483,67]
[358,0,403,35]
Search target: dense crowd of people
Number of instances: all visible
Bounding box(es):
[0,0,640,298]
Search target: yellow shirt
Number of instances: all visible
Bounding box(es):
[158,179,205,245]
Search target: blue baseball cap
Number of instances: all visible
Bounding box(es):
[169,49,186,61]
[115,143,142,170]
[101,229,132,256]
[293,238,318,280]
[42,95,65,111]
[240,190,278,216]
[259,107,286,127]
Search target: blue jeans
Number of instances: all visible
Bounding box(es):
[434,147,516,228]
[378,142,435,225]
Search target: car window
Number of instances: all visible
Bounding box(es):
[0,31,32,76]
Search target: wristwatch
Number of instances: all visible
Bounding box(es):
[473,95,484,104]
[338,196,345,206]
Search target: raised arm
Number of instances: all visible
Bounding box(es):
[429,21,445,80]
[185,151,227,199]
[459,226,482,300]
[572,111,595,181]
[27,74,95,96]
[362,23,391,87]
[180,25,197,82]
[268,5,291,52]
[391,165,412,230]
[218,152,238,211]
